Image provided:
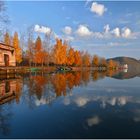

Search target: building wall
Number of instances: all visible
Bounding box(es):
[0,43,16,66]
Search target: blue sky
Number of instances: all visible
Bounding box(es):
[4,1,140,59]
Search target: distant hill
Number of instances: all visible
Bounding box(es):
[107,57,140,79]
[108,56,140,65]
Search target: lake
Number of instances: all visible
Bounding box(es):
[0,70,140,138]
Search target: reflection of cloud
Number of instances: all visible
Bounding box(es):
[74,97,89,107]
[133,117,140,122]
[35,98,46,106]
[87,116,101,126]
[63,93,134,108]
[63,97,70,106]
[106,88,127,93]
[133,109,140,122]
[118,97,127,106]
[107,97,116,106]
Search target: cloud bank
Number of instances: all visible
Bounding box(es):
[74,24,135,39]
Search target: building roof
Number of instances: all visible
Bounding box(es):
[0,42,14,48]
[0,42,15,52]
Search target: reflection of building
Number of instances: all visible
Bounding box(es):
[124,64,128,69]
[0,42,16,66]
[123,64,128,73]
[0,79,22,105]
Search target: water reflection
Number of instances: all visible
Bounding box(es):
[0,69,140,138]
[0,106,12,136]
[0,69,139,106]
[0,77,23,105]
[0,77,22,136]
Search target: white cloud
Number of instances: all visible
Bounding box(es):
[104,24,110,34]
[87,116,101,126]
[111,27,121,37]
[62,26,72,35]
[65,36,74,42]
[75,24,136,39]
[34,24,52,35]
[90,2,107,16]
[61,35,74,42]
[76,25,93,37]
[103,24,135,39]
[122,27,132,38]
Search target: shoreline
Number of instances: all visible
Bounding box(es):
[0,66,118,75]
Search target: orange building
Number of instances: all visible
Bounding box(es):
[0,42,16,66]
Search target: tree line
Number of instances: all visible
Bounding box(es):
[3,31,119,69]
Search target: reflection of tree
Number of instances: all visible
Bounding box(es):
[51,74,67,97]
[106,69,118,77]
[30,75,48,100]
[66,72,82,89]
[74,72,82,86]
[91,71,107,81]
[66,73,75,89]
[24,70,120,106]
[92,71,99,81]
[15,79,23,103]
[82,70,90,85]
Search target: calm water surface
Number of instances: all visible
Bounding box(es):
[0,70,140,138]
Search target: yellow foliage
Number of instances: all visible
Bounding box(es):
[13,32,22,64]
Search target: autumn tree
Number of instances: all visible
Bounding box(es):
[92,55,99,67]
[67,47,75,66]
[4,32,10,45]
[34,36,45,66]
[52,39,67,65]
[61,41,67,65]
[74,50,82,66]
[53,39,62,65]
[13,32,22,65]
[82,52,91,67]
[100,57,107,67]
[108,59,118,69]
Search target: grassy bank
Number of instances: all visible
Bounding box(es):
[0,66,117,75]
